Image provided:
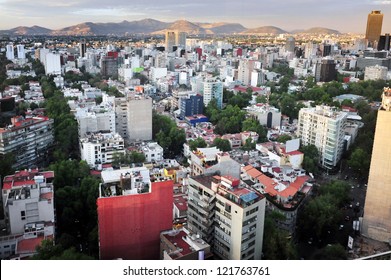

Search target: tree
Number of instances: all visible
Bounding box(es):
[242,118,268,142]
[314,244,348,260]
[189,137,207,151]
[262,213,298,260]
[212,138,231,152]
[242,137,256,151]
[300,144,320,175]
[347,148,370,177]
[0,153,15,179]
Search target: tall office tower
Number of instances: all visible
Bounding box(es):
[362,88,391,243]
[175,31,187,49]
[97,168,173,259]
[297,105,348,170]
[187,175,266,260]
[100,56,118,78]
[165,31,176,52]
[377,33,390,51]
[285,36,295,53]
[202,77,223,109]
[315,58,337,82]
[16,45,25,59]
[6,44,14,60]
[237,59,256,86]
[365,10,383,48]
[80,39,87,57]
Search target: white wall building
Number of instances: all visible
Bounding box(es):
[141,142,164,162]
[80,132,125,168]
[297,105,348,170]
[44,53,61,75]
[6,44,14,60]
[364,65,388,81]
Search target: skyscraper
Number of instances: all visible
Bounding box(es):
[365,10,383,48]
[362,87,391,243]
[165,31,176,52]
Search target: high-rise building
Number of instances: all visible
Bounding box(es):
[377,33,390,51]
[165,31,176,53]
[44,52,61,75]
[285,36,295,53]
[297,106,348,170]
[126,94,152,142]
[100,56,118,78]
[315,58,337,82]
[202,77,223,109]
[97,168,173,259]
[165,31,187,52]
[16,45,25,60]
[180,94,204,119]
[80,39,87,58]
[0,115,54,169]
[6,44,14,60]
[187,175,266,260]
[365,10,383,48]
[362,87,391,243]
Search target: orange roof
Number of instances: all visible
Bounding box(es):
[258,174,279,196]
[40,192,53,200]
[246,167,263,179]
[243,165,254,172]
[17,236,44,253]
[279,176,310,198]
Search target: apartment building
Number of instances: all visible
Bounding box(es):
[364,65,388,81]
[297,105,348,170]
[0,115,54,169]
[97,167,173,259]
[187,175,266,260]
[80,132,125,168]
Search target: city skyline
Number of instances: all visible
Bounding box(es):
[1,0,391,33]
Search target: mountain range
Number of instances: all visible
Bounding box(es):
[0,18,340,36]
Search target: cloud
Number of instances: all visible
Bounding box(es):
[373,1,391,4]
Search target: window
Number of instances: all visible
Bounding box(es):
[21,210,26,220]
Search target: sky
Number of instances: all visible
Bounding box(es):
[0,0,391,33]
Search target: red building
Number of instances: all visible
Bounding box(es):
[97,179,173,260]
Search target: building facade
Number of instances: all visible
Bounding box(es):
[2,169,55,236]
[362,87,391,243]
[80,132,125,168]
[0,116,54,169]
[297,106,348,170]
[187,175,266,260]
[364,65,388,81]
[97,168,173,259]
[365,10,383,47]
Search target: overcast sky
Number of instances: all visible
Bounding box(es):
[0,0,390,33]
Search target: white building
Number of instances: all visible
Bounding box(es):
[245,104,282,129]
[150,67,168,83]
[297,105,348,170]
[364,65,388,81]
[141,142,164,162]
[44,53,61,75]
[187,175,266,260]
[16,45,26,60]
[80,132,125,168]
[6,44,14,60]
[202,77,223,109]
[76,108,116,137]
[2,169,55,236]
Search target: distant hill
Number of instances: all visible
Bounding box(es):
[297,27,340,34]
[153,20,209,35]
[0,25,52,35]
[0,20,342,36]
[197,22,247,34]
[241,26,288,34]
